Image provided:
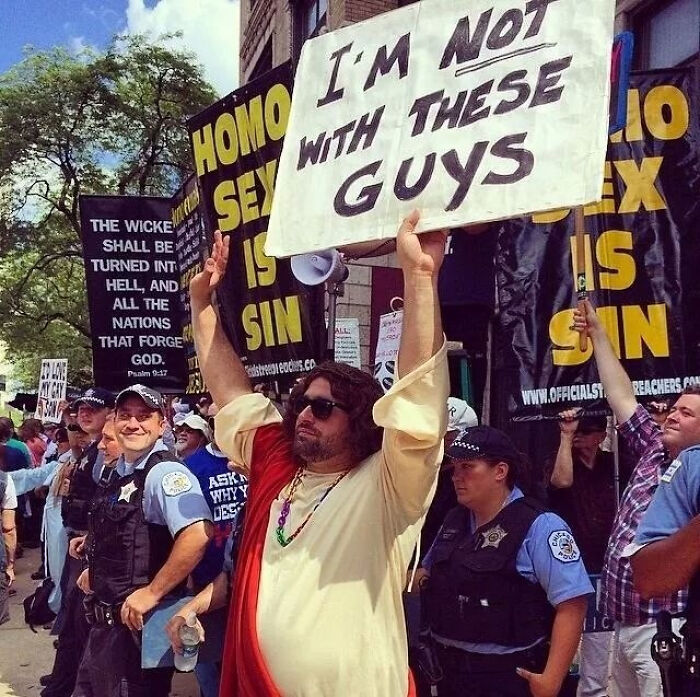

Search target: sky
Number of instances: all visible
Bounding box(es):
[1,0,240,95]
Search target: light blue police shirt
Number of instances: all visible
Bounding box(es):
[630,445,700,551]
[112,439,212,537]
[423,486,594,654]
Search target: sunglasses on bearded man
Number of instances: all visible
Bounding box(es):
[290,395,349,421]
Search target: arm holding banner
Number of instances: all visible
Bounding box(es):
[550,410,580,488]
[190,232,253,408]
[395,211,446,378]
[573,300,637,424]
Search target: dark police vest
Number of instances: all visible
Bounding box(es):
[425,497,554,647]
[62,440,99,531]
[87,449,180,605]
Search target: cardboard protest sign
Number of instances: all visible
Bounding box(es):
[35,359,68,423]
[494,69,700,416]
[79,195,187,392]
[334,317,361,368]
[188,62,324,386]
[266,0,615,257]
[172,175,208,395]
[373,310,403,392]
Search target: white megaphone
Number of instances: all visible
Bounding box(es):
[290,249,349,286]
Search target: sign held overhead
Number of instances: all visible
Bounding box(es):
[267,0,615,257]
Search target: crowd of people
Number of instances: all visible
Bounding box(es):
[0,213,699,697]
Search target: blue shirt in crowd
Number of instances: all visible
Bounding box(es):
[185,444,247,587]
[631,445,700,549]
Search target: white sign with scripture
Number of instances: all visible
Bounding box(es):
[334,317,362,369]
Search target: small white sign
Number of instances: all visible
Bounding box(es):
[267,0,615,257]
[373,311,403,393]
[334,318,362,369]
[35,359,68,423]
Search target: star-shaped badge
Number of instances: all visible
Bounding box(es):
[481,524,508,549]
[118,481,138,503]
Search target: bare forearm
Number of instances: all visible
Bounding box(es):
[590,329,637,423]
[550,438,575,488]
[545,597,587,686]
[2,511,16,563]
[398,274,442,379]
[631,516,700,598]
[182,571,229,617]
[192,298,251,407]
[148,522,211,600]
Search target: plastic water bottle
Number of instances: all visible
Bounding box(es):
[174,612,200,672]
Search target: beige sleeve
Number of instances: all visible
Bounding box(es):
[214,393,283,476]
[373,341,449,523]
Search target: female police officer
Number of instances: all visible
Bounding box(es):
[422,426,593,697]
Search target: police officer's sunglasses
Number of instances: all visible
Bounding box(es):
[290,395,348,421]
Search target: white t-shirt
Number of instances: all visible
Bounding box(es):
[2,474,17,510]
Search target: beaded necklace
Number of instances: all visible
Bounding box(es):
[275,466,349,547]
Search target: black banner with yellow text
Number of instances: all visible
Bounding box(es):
[495,69,700,417]
[172,175,208,395]
[188,63,323,386]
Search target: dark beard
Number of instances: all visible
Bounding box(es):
[292,435,334,463]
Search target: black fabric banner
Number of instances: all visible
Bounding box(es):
[79,195,187,392]
[172,175,208,395]
[188,62,324,387]
[495,68,700,418]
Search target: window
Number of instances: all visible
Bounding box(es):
[249,38,273,81]
[634,0,700,69]
[302,0,327,40]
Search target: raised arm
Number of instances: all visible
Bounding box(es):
[573,300,637,424]
[550,410,579,489]
[191,231,252,408]
[396,211,446,377]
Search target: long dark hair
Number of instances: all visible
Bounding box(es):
[282,362,384,462]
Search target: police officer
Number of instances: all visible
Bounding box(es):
[627,435,700,697]
[422,426,593,697]
[72,384,213,697]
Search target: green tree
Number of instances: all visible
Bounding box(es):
[0,34,217,388]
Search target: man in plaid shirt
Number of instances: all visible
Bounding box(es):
[574,301,700,697]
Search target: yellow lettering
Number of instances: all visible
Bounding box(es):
[610,88,643,143]
[238,171,259,224]
[214,112,239,165]
[644,86,689,140]
[622,304,669,359]
[615,157,666,214]
[272,296,302,345]
[235,96,266,156]
[259,301,275,346]
[596,230,636,291]
[191,123,217,177]
[584,162,615,216]
[533,209,569,224]
[258,159,277,216]
[551,309,593,366]
[213,180,241,232]
[243,238,257,289]
[241,304,262,351]
[254,232,276,286]
[264,83,291,141]
[596,306,621,358]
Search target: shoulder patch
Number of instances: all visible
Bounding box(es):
[661,459,683,483]
[547,530,581,563]
[162,471,193,496]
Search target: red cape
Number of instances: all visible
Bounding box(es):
[218,424,416,697]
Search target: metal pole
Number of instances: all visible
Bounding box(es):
[326,280,341,362]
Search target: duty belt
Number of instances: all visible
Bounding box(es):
[84,597,123,627]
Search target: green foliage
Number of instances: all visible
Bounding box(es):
[0,34,217,389]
